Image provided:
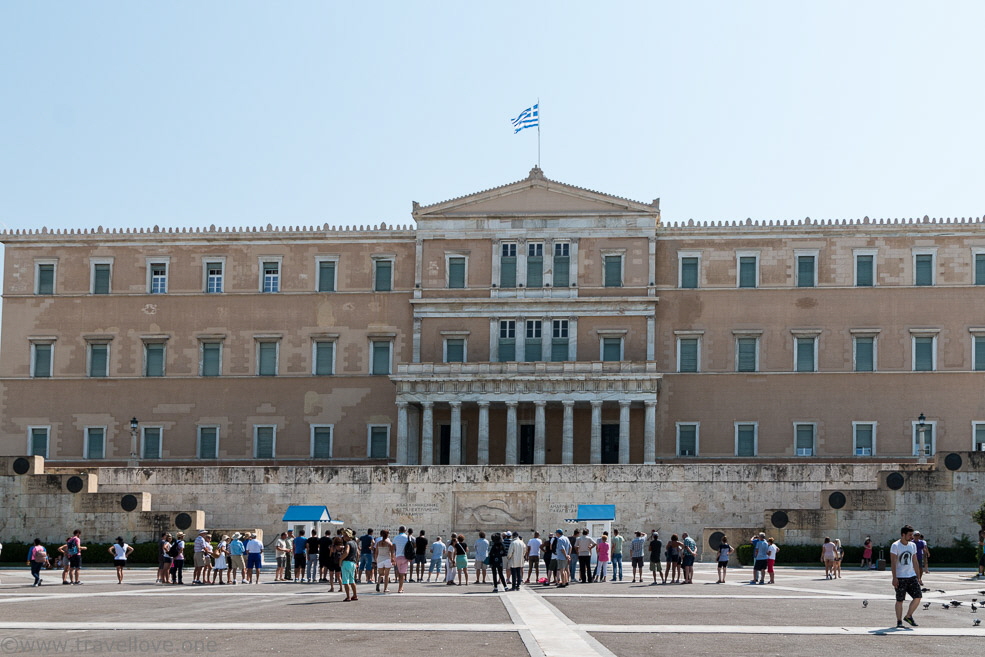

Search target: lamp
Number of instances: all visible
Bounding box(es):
[917,413,927,464]
[129,417,139,467]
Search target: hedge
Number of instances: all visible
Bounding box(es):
[736,543,979,566]
[2,541,189,565]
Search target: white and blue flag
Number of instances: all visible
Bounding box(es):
[511,103,539,133]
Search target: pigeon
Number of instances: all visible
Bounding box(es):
[972,604,977,613]
[862,600,868,607]
[980,590,985,595]
[922,602,931,610]
[937,589,947,594]
[951,600,963,607]
[975,619,981,627]
[942,604,950,610]
[921,587,930,592]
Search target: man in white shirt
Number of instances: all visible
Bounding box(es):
[246,533,264,584]
[890,524,923,628]
[553,530,571,588]
[193,530,209,584]
[392,526,410,593]
[524,532,542,583]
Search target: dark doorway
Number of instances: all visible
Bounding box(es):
[519,424,535,464]
[439,425,451,465]
[601,424,620,464]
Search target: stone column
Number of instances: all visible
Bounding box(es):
[646,316,656,361]
[505,402,518,464]
[396,401,409,464]
[534,401,546,465]
[413,318,422,363]
[590,401,602,465]
[542,316,551,361]
[568,316,578,361]
[644,400,657,464]
[618,400,631,464]
[562,401,574,464]
[477,401,490,465]
[449,401,462,465]
[421,402,434,466]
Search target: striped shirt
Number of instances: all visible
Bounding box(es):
[630,536,646,558]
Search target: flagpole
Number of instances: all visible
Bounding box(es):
[537,97,541,168]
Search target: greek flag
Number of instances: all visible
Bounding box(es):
[511,103,539,133]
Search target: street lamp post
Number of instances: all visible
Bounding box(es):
[129,417,139,467]
[917,413,928,464]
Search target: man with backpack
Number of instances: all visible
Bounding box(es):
[65,529,85,585]
[392,526,412,593]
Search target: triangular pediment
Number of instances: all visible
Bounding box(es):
[413,167,659,218]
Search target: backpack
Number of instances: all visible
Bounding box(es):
[32,546,47,563]
[403,537,416,560]
[67,539,79,556]
[169,541,182,558]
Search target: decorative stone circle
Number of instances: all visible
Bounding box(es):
[770,511,789,528]
[12,457,31,475]
[886,472,905,490]
[120,494,138,512]
[175,513,193,530]
[944,453,963,471]
[708,531,725,551]
[828,491,847,509]
[65,476,84,493]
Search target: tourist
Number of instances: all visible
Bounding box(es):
[455,534,470,586]
[524,531,542,584]
[305,529,320,583]
[414,530,428,583]
[553,529,571,588]
[716,536,733,583]
[159,533,174,585]
[913,531,930,576]
[228,532,246,584]
[664,534,683,584]
[630,531,646,583]
[65,529,85,585]
[170,532,186,584]
[275,532,289,581]
[319,530,333,583]
[212,535,228,584]
[502,531,514,587]
[293,529,307,582]
[978,529,985,579]
[340,529,359,602]
[327,535,345,592]
[445,535,457,585]
[201,533,213,583]
[595,534,610,582]
[766,537,779,584]
[27,538,49,586]
[820,537,837,580]
[374,529,394,593]
[610,529,624,582]
[681,532,697,584]
[861,536,873,569]
[284,530,294,577]
[357,529,374,583]
[488,532,508,593]
[576,529,596,583]
[473,531,489,584]
[245,532,263,583]
[891,524,922,628]
[428,535,445,582]
[507,531,525,590]
[392,526,411,593]
[108,536,132,584]
[57,536,71,584]
[568,529,580,583]
[193,529,210,584]
[833,538,844,578]
[751,532,768,584]
[542,532,555,584]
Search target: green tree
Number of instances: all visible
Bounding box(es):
[973,501,985,530]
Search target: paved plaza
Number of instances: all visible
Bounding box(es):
[1,564,984,656]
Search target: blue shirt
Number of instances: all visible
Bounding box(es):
[753,539,769,560]
[293,536,307,554]
[474,538,489,561]
[229,540,245,556]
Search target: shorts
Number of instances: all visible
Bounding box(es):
[476,559,488,571]
[895,576,922,601]
[69,555,81,569]
[767,558,775,574]
[415,554,427,564]
[328,559,341,573]
[395,556,410,574]
[650,560,661,572]
[555,557,569,570]
[294,554,306,569]
[276,556,287,567]
[717,560,729,569]
[455,555,468,569]
[979,554,985,567]
[114,559,127,568]
[632,556,644,569]
[378,559,393,569]
[682,555,695,567]
[528,556,540,564]
[547,559,558,572]
[231,554,246,569]
[754,559,768,571]
[194,552,208,568]
[162,556,173,564]
[359,553,373,571]
[341,560,356,585]
[429,558,442,572]
[246,553,262,570]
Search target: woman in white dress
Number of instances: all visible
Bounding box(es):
[212,536,229,584]
[374,529,394,593]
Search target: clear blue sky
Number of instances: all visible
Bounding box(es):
[2,1,984,234]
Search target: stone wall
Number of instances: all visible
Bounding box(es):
[3,454,984,560]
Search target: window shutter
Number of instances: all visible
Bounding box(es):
[370,427,388,458]
[372,341,390,375]
[737,338,756,372]
[795,425,814,454]
[145,343,164,377]
[914,337,933,371]
[38,265,54,294]
[678,426,697,455]
[736,425,755,456]
[855,425,873,452]
[144,428,161,459]
[318,261,336,292]
[448,257,465,288]
[915,254,933,285]
[255,427,274,458]
[679,339,698,372]
[445,339,464,363]
[604,255,622,287]
[315,342,334,375]
[554,255,569,287]
[258,342,277,376]
[87,429,105,459]
[374,261,392,291]
[524,339,541,362]
[797,256,815,287]
[498,339,515,362]
[975,424,985,449]
[976,336,985,371]
[313,427,332,458]
[500,256,516,287]
[89,344,108,377]
[93,264,111,294]
[680,258,698,288]
[602,338,621,361]
[31,428,48,458]
[796,338,815,372]
[202,343,221,376]
[199,428,218,459]
[976,254,985,286]
[856,255,873,286]
[854,337,873,372]
[739,257,756,287]
[551,339,568,362]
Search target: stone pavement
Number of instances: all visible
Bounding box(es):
[0,564,983,656]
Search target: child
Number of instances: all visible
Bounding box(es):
[766,537,780,584]
[716,536,733,583]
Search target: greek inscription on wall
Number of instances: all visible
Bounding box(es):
[548,503,577,514]
[392,503,441,517]
[454,491,536,530]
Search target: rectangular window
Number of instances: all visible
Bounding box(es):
[974,423,985,451]
[736,337,758,372]
[500,243,517,288]
[371,340,391,375]
[677,424,698,456]
[854,336,875,372]
[527,243,543,288]
[263,261,281,293]
[88,343,109,378]
[680,257,699,289]
[254,426,276,459]
[913,336,935,371]
[142,427,162,459]
[150,263,168,294]
[30,427,49,459]
[738,255,758,288]
[736,423,757,457]
[975,335,985,371]
[313,341,334,375]
[445,338,465,363]
[144,342,165,377]
[85,427,105,459]
[915,253,934,286]
[318,260,336,292]
[206,262,224,293]
[36,263,55,295]
[498,320,516,362]
[201,342,222,377]
[258,341,278,376]
[603,255,622,287]
[198,426,218,459]
[93,263,111,294]
[369,426,389,459]
[854,422,875,456]
[553,242,570,287]
[796,254,816,287]
[795,423,815,456]
[601,337,622,362]
[976,253,985,286]
[31,343,52,378]
[524,320,542,361]
[551,319,569,362]
[678,337,699,373]
[312,426,333,459]
[447,256,466,289]
[856,255,874,287]
[795,336,816,372]
[374,259,393,292]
